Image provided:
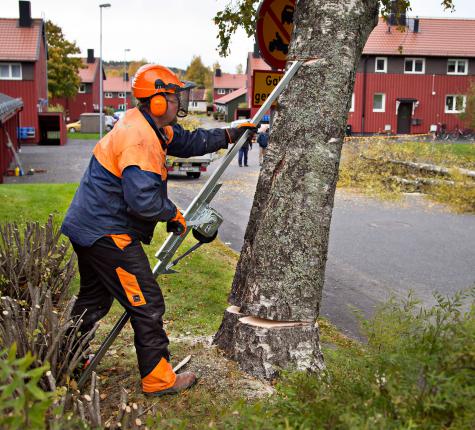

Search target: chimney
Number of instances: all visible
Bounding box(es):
[215,68,222,77]
[123,72,129,82]
[413,18,420,33]
[19,1,32,28]
[253,41,260,58]
[87,49,95,64]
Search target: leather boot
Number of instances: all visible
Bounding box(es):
[144,371,197,397]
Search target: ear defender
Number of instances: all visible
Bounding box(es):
[150,94,167,117]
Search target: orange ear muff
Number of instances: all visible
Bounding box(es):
[150,94,167,117]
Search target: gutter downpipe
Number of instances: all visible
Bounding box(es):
[361,56,368,134]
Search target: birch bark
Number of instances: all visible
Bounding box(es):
[215,0,380,378]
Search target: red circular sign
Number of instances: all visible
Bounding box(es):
[256,0,296,70]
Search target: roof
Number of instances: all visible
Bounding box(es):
[0,93,23,123]
[213,73,246,89]
[215,87,247,105]
[0,18,44,61]
[103,76,132,92]
[364,17,475,58]
[79,58,100,83]
[190,88,206,101]
[247,52,272,73]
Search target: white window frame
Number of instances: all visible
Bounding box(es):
[404,58,425,74]
[0,63,22,80]
[375,57,387,73]
[349,93,355,112]
[118,103,127,110]
[373,93,386,112]
[445,95,466,114]
[217,88,226,95]
[78,84,86,93]
[105,92,113,98]
[447,59,468,75]
[118,92,126,98]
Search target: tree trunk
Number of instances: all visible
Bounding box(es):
[214,0,379,378]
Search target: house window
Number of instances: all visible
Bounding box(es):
[217,88,226,95]
[78,84,86,93]
[373,93,385,112]
[118,104,127,110]
[191,101,198,107]
[445,95,466,113]
[447,59,468,75]
[404,58,425,74]
[105,92,113,98]
[375,57,387,73]
[0,63,22,80]
[118,92,126,98]
[349,93,355,112]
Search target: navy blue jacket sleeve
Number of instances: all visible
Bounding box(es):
[122,166,176,222]
[167,124,229,158]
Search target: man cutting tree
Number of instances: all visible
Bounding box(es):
[61,64,255,396]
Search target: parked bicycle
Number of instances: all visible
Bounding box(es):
[446,125,475,141]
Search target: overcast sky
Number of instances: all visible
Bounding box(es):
[2,0,475,73]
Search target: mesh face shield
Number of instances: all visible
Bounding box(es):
[175,81,196,118]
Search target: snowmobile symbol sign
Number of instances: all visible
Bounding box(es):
[256,0,295,70]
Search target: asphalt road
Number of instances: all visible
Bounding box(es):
[5,123,475,339]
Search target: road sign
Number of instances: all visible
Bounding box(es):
[256,0,296,70]
[252,70,284,108]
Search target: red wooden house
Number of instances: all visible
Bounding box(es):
[0,1,47,144]
[52,49,104,122]
[348,17,475,135]
[103,75,132,112]
[213,69,246,104]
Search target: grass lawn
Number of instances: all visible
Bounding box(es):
[68,132,101,140]
[2,184,473,428]
[398,141,475,162]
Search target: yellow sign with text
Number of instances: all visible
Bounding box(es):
[252,70,284,108]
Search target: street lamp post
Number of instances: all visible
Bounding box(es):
[99,3,111,139]
[123,48,130,111]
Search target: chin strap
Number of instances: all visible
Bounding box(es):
[138,106,169,151]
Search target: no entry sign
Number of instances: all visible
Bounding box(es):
[252,70,284,108]
[256,0,296,70]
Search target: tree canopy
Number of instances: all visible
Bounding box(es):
[214,0,456,57]
[45,20,83,99]
[184,55,212,88]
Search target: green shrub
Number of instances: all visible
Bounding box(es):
[224,289,475,429]
[0,344,53,430]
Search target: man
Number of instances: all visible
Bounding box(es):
[238,132,253,167]
[61,64,255,397]
[257,127,269,166]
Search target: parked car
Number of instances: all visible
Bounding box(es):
[67,120,81,133]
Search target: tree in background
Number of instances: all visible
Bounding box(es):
[236,63,244,74]
[213,0,455,379]
[460,81,475,129]
[45,20,82,98]
[184,55,211,88]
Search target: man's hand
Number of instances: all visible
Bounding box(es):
[225,122,258,143]
[167,209,187,236]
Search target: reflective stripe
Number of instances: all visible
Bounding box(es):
[142,357,176,393]
[115,267,147,306]
[109,234,132,250]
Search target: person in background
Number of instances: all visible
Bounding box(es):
[257,127,270,166]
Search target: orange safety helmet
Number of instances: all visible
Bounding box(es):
[132,64,195,117]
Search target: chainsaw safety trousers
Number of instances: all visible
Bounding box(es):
[61,107,229,247]
[71,235,176,392]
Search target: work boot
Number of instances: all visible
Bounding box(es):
[144,371,197,397]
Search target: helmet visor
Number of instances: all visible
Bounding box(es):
[176,81,196,118]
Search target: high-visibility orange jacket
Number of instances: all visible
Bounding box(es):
[61,107,228,246]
